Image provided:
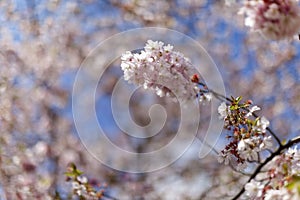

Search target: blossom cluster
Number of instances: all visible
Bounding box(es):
[65,163,105,200]
[244,147,300,199]
[121,40,211,103]
[217,97,272,170]
[239,0,300,40]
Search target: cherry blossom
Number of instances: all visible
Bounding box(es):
[244,147,300,199]
[239,0,300,40]
[218,102,231,118]
[264,188,291,200]
[246,105,260,117]
[121,40,211,103]
[254,116,270,134]
[3,1,300,199]
[217,97,272,170]
[244,179,264,198]
[217,148,233,165]
[65,164,106,199]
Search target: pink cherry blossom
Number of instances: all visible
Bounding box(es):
[239,0,300,40]
[121,40,210,103]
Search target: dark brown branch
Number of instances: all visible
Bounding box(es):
[231,136,300,200]
[207,88,295,199]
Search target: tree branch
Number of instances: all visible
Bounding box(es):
[207,88,294,199]
[231,136,300,200]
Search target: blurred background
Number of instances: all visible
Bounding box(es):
[1,0,300,199]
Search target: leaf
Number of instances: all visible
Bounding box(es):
[286,175,300,193]
[281,139,287,145]
[74,169,83,176]
[235,96,242,103]
[282,163,288,174]
[64,172,77,177]
[65,163,83,177]
[230,105,238,110]
[253,117,260,126]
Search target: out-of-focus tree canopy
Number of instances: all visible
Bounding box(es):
[1,0,300,199]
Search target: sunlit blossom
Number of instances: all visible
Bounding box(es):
[121,40,211,103]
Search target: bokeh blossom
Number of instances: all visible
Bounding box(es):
[225,0,237,6]
[3,0,300,199]
[239,0,300,40]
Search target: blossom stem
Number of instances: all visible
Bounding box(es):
[209,90,232,103]
[209,89,283,147]
[231,136,300,200]
[196,134,219,155]
[266,127,282,147]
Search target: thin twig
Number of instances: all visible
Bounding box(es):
[196,134,219,155]
[209,90,232,103]
[195,134,252,176]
